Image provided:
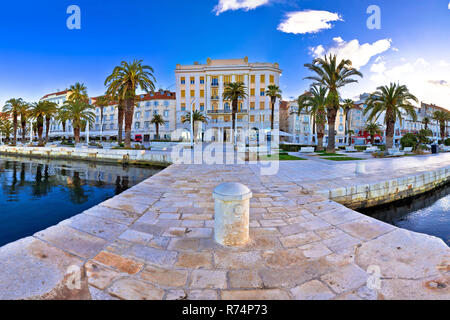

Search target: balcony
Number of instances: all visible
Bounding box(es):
[211,96,219,100]
[208,109,232,114]
[211,82,219,87]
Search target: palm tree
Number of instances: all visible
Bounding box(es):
[365,122,382,145]
[43,102,58,143]
[364,83,418,149]
[69,82,88,102]
[422,116,431,130]
[341,99,355,145]
[432,110,450,141]
[265,84,282,130]
[222,82,248,143]
[0,119,13,142]
[182,111,208,142]
[18,102,30,143]
[150,114,166,140]
[291,93,310,143]
[304,86,328,151]
[93,95,111,141]
[304,54,363,153]
[55,108,70,140]
[3,98,24,145]
[29,101,49,145]
[105,60,156,148]
[61,100,95,144]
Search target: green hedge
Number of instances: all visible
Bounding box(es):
[280,144,315,152]
[445,138,450,146]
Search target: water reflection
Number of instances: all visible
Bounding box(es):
[360,183,450,245]
[0,155,162,247]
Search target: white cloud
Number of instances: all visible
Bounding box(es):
[439,60,450,67]
[277,10,342,34]
[428,80,450,87]
[370,61,386,74]
[213,0,269,15]
[448,1,450,9]
[310,37,392,69]
[364,57,450,110]
[415,58,429,67]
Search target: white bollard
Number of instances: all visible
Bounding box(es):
[213,182,252,247]
[356,162,366,174]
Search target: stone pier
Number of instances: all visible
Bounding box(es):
[0,153,449,300]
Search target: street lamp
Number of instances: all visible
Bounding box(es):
[29,120,33,144]
[190,98,197,148]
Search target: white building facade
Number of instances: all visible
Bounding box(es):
[175,57,282,142]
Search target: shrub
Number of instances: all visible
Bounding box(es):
[355,146,367,151]
[280,144,315,152]
[400,133,418,150]
[445,138,450,146]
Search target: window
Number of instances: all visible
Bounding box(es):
[224,102,230,110]
[250,88,255,96]
[211,77,219,86]
[260,102,265,110]
[110,114,114,121]
[224,75,231,84]
[135,111,141,120]
[200,77,205,84]
[270,75,274,83]
[153,110,158,115]
[164,122,169,130]
[164,110,169,117]
[181,90,185,98]
[144,121,150,129]
[164,101,169,107]
[180,77,185,84]
[181,103,186,111]
[200,90,204,98]
[260,75,265,83]
[110,124,114,130]
[135,122,140,129]
[235,75,243,82]
[95,124,100,130]
[250,75,255,83]
[339,125,343,131]
[96,116,99,122]
[110,107,114,112]
[146,102,150,107]
[145,111,150,118]
[250,115,255,122]
[200,104,205,111]
[190,77,195,84]
[190,90,195,97]
[250,102,255,110]
[260,90,265,96]
[154,101,159,107]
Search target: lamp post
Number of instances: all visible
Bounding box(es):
[86,120,90,144]
[29,121,33,144]
[190,98,197,148]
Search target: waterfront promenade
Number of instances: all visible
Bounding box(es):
[0,153,449,300]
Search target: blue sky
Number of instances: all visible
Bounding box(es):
[0,0,449,108]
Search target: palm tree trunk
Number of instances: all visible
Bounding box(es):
[270,98,275,130]
[37,117,44,145]
[45,116,51,143]
[100,106,104,142]
[21,119,26,142]
[317,124,325,151]
[74,127,80,144]
[156,123,159,140]
[386,121,395,149]
[232,100,237,144]
[440,123,445,142]
[124,99,135,148]
[13,113,18,145]
[117,106,124,144]
[326,108,337,153]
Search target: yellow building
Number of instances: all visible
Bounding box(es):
[175,57,282,142]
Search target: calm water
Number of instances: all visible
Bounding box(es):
[0,155,162,247]
[360,183,450,245]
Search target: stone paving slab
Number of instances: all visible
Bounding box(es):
[0,154,449,300]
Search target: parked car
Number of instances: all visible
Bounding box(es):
[134,135,143,143]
